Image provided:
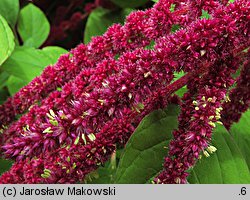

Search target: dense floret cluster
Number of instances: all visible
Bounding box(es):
[0,0,249,183]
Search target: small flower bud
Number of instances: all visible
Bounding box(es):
[207,145,217,154]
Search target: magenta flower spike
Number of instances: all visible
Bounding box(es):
[0,0,249,184]
[0,0,181,128]
[222,50,250,129]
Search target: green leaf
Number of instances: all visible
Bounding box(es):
[86,152,117,184]
[7,75,27,96]
[0,15,15,66]
[84,7,132,44]
[174,71,185,81]
[171,24,181,33]
[0,71,10,89]
[17,3,50,48]
[173,71,187,97]
[188,125,250,184]
[1,46,65,93]
[144,41,155,50]
[200,10,211,19]
[0,158,13,175]
[114,102,249,184]
[1,46,52,82]
[175,86,187,98]
[0,0,19,28]
[169,4,176,12]
[110,0,148,8]
[0,88,9,105]
[229,109,250,169]
[115,104,180,183]
[41,46,68,64]
[85,164,113,184]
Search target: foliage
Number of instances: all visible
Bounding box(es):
[84,7,132,43]
[88,106,250,184]
[17,4,50,48]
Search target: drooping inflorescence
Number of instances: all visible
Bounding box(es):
[0,0,249,183]
[221,49,250,129]
[0,0,180,128]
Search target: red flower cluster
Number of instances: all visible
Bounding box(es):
[0,0,178,128]
[222,49,250,129]
[0,0,249,183]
